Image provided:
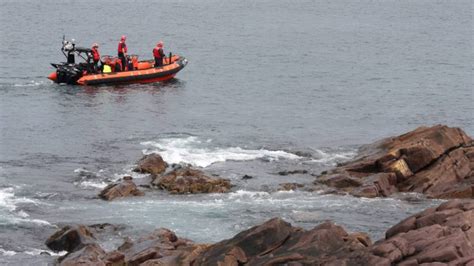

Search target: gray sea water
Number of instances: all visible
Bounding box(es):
[0,0,472,264]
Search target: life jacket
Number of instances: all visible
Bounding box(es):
[91,48,100,61]
[153,47,164,58]
[118,41,127,54]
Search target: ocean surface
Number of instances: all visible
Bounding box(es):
[0,0,472,264]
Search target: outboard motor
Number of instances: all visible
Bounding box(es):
[55,64,83,84]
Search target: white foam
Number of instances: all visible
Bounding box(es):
[0,187,51,227]
[74,166,149,190]
[141,136,301,167]
[23,249,67,257]
[0,187,36,212]
[75,180,109,189]
[228,190,270,198]
[73,168,87,173]
[13,80,45,87]
[0,187,16,212]
[310,149,357,165]
[0,248,16,256]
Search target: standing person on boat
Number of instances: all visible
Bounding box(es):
[63,39,75,64]
[117,35,128,71]
[91,43,101,73]
[153,41,165,67]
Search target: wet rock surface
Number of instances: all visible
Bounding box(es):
[46,199,473,265]
[193,218,384,265]
[315,125,474,198]
[371,199,474,265]
[151,167,232,194]
[98,176,145,200]
[134,153,168,176]
[45,225,96,253]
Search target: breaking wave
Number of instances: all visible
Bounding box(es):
[0,187,51,227]
[141,136,301,167]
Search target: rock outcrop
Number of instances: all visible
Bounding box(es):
[315,125,474,198]
[151,167,231,194]
[371,199,474,265]
[134,153,168,176]
[46,199,474,265]
[45,225,97,253]
[45,225,108,265]
[194,218,384,265]
[98,176,144,200]
[47,224,207,266]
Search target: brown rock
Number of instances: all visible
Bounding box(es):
[117,227,202,265]
[349,232,372,247]
[194,218,379,266]
[373,199,474,265]
[47,200,474,266]
[45,225,96,253]
[134,154,168,176]
[102,250,125,265]
[59,243,106,266]
[318,174,363,189]
[194,218,294,265]
[98,177,144,201]
[152,168,231,194]
[315,125,474,199]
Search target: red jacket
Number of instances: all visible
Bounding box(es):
[153,47,164,58]
[91,48,100,61]
[118,41,127,53]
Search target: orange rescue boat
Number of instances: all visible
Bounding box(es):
[48,39,187,85]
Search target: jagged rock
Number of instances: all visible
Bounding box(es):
[117,228,204,265]
[59,243,106,266]
[373,199,474,265]
[194,218,384,265]
[46,200,473,265]
[134,154,168,176]
[151,168,231,194]
[315,125,474,199]
[98,176,144,201]
[45,225,97,253]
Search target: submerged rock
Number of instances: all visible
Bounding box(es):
[277,169,308,175]
[241,174,254,180]
[151,167,231,194]
[315,125,474,199]
[98,176,144,200]
[134,153,168,176]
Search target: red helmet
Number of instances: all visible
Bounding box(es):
[157,41,163,48]
[121,35,126,41]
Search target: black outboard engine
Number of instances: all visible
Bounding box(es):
[50,37,94,84]
[54,64,83,84]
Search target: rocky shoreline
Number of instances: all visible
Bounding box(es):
[46,125,474,265]
[46,199,473,265]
